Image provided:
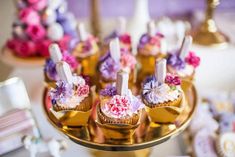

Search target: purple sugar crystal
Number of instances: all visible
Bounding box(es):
[44,59,57,80]
[99,57,120,80]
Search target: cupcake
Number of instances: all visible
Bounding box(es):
[72,23,100,85]
[216,132,235,157]
[137,20,167,84]
[193,129,218,157]
[98,38,137,90]
[44,43,80,87]
[96,71,144,140]
[103,17,131,53]
[49,61,92,126]
[141,59,184,123]
[167,35,200,81]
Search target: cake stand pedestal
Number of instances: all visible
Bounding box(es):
[42,80,197,157]
[1,47,45,67]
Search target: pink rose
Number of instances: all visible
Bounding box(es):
[77,85,89,96]
[6,39,19,51]
[37,39,52,57]
[120,53,137,70]
[27,0,39,4]
[57,35,71,51]
[31,0,47,11]
[185,51,200,68]
[119,34,131,44]
[62,52,79,71]
[26,24,46,41]
[15,41,37,57]
[19,8,40,25]
[165,73,181,86]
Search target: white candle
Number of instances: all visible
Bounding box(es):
[156,59,166,85]
[77,23,87,41]
[116,71,129,96]
[147,20,156,37]
[117,17,126,34]
[110,38,121,63]
[49,43,62,63]
[179,35,192,59]
[56,61,73,84]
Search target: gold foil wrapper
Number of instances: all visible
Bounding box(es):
[50,94,93,127]
[96,103,140,140]
[143,92,185,123]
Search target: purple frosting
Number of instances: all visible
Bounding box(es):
[99,57,120,80]
[167,53,186,70]
[44,59,58,80]
[219,113,235,133]
[100,84,117,97]
[50,81,73,104]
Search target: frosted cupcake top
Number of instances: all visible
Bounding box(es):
[72,35,99,58]
[44,51,79,80]
[50,75,89,108]
[167,51,200,76]
[142,74,181,104]
[138,33,166,56]
[167,35,200,77]
[100,85,144,119]
[99,42,136,81]
[99,50,136,80]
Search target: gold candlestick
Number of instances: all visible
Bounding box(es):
[193,0,229,48]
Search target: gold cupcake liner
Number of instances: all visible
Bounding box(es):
[143,92,185,123]
[96,103,140,140]
[50,94,93,127]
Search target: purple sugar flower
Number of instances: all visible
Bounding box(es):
[138,34,149,49]
[44,59,57,80]
[99,57,120,80]
[142,78,158,95]
[100,84,117,97]
[167,53,185,70]
[50,81,73,104]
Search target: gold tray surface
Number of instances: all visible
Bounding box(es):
[43,81,197,151]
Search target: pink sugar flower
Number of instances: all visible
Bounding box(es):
[62,52,79,71]
[119,34,131,44]
[165,73,181,86]
[31,0,47,11]
[37,39,52,57]
[149,36,160,45]
[27,0,39,4]
[77,84,89,96]
[19,8,40,25]
[26,24,46,41]
[57,35,71,51]
[120,53,137,70]
[107,95,130,117]
[185,51,200,68]
[15,41,37,57]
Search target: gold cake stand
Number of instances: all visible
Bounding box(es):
[42,81,197,156]
[1,47,45,67]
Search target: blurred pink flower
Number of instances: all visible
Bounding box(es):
[165,73,181,86]
[31,0,47,11]
[62,52,79,71]
[27,0,39,4]
[120,53,136,70]
[37,40,52,57]
[6,39,19,51]
[15,41,37,57]
[119,34,131,44]
[26,24,46,41]
[185,51,200,68]
[19,8,40,25]
[57,35,71,51]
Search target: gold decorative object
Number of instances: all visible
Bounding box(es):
[90,0,101,39]
[42,80,197,157]
[193,0,229,47]
[1,47,45,67]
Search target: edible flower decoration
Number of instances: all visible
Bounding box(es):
[50,76,89,105]
[73,36,99,58]
[167,51,200,69]
[44,52,79,80]
[185,52,200,68]
[165,73,181,86]
[138,33,164,49]
[100,84,117,97]
[102,90,144,118]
